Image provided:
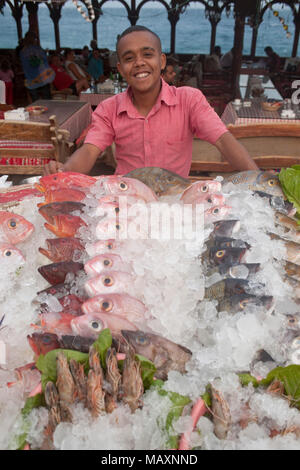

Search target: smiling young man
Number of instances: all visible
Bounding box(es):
[44,26,258,176]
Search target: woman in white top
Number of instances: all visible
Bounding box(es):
[64,49,91,82]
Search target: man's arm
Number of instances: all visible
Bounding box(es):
[215,131,259,171]
[43,143,101,175]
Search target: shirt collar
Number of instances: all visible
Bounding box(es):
[116,79,178,117]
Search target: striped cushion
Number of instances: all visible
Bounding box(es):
[0,157,52,166]
[0,140,53,150]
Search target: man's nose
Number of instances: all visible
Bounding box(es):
[134,54,146,66]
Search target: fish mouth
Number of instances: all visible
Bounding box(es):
[34,182,45,193]
[38,246,51,259]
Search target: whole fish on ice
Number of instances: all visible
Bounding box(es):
[44,214,87,238]
[39,237,84,263]
[97,175,158,202]
[84,253,132,276]
[35,172,96,192]
[71,312,138,339]
[121,330,192,381]
[38,260,84,285]
[84,270,136,297]
[81,292,147,322]
[38,201,85,224]
[125,167,191,196]
[0,242,25,264]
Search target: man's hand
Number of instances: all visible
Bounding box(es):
[43,160,64,175]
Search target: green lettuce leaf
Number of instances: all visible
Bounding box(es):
[151,380,191,449]
[239,373,260,388]
[279,167,300,222]
[11,393,44,450]
[36,349,89,391]
[92,328,112,369]
[259,364,300,408]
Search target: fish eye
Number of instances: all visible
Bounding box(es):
[8,219,18,229]
[115,207,120,213]
[214,223,220,229]
[136,334,149,346]
[119,181,128,191]
[201,185,208,192]
[4,250,12,257]
[216,250,225,258]
[268,179,277,186]
[239,299,249,309]
[103,258,112,267]
[43,335,52,344]
[287,316,297,326]
[115,224,122,231]
[103,276,113,286]
[207,198,212,203]
[107,243,114,250]
[90,320,103,331]
[101,300,112,312]
[213,208,219,214]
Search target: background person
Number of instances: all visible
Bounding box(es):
[19,30,54,101]
[49,54,89,94]
[87,49,105,83]
[161,61,176,85]
[0,58,14,104]
[64,48,91,83]
[264,46,281,73]
[44,25,258,176]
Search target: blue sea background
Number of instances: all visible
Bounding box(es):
[0,1,299,57]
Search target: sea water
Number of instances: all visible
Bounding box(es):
[0,2,298,57]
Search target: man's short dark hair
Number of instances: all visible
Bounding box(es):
[116,26,162,58]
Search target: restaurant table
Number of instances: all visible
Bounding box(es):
[29,99,92,142]
[79,90,114,107]
[221,101,300,126]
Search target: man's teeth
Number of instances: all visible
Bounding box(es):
[136,72,149,78]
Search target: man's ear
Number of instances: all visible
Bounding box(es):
[117,62,122,75]
[160,53,167,71]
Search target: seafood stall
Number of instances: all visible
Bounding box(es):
[0,167,300,450]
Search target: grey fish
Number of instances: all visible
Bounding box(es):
[205,279,250,301]
[222,171,285,198]
[274,212,300,239]
[121,330,192,381]
[125,167,191,196]
[218,293,274,314]
[253,190,295,217]
[208,247,247,267]
[207,263,260,280]
[212,220,241,238]
[206,237,250,251]
[269,233,300,266]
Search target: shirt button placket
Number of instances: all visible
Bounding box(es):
[144,118,151,166]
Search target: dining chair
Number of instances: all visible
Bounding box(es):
[190,122,300,173]
[0,115,71,175]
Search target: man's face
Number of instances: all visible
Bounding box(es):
[163,65,176,85]
[117,31,166,94]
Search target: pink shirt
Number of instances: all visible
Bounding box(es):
[85,79,228,177]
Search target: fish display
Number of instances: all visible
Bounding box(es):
[0,210,34,244]
[4,168,300,451]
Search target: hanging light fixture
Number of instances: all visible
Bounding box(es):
[72,0,95,22]
[265,0,291,39]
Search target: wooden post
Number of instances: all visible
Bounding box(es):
[210,20,217,55]
[25,1,39,42]
[231,13,245,99]
[11,0,23,42]
[47,3,63,51]
[292,16,300,57]
[250,25,258,59]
